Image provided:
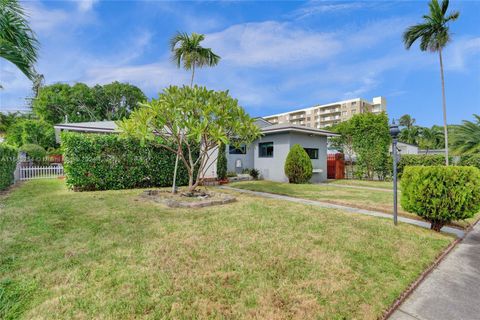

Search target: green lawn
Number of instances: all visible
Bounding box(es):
[1,180,452,319]
[230,180,478,229]
[325,179,396,190]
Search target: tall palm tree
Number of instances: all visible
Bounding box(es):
[170,32,220,87]
[403,0,459,166]
[451,114,480,155]
[399,125,421,145]
[419,126,444,153]
[0,0,39,81]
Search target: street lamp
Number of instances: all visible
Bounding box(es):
[389,119,400,226]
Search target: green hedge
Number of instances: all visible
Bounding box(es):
[62,132,192,191]
[284,144,313,183]
[397,154,450,177]
[459,154,480,170]
[401,166,480,231]
[0,144,18,190]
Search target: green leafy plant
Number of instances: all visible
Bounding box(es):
[0,0,39,81]
[216,143,227,180]
[61,132,194,191]
[451,114,480,155]
[284,144,313,184]
[401,166,480,231]
[459,154,480,170]
[227,171,237,178]
[397,154,450,177]
[0,144,18,190]
[5,119,55,149]
[349,112,390,180]
[118,85,261,193]
[249,168,260,180]
[19,144,47,165]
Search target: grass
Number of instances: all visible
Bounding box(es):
[230,180,479,229]
[325,179,396,190]
[0,179,453,319]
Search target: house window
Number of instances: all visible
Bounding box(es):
[304,148,319,159]
[259,142,274,158]
[229,144,246,154]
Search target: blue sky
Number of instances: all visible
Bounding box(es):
[0,0,479,126]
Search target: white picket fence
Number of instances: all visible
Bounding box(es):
[18,165,64,181]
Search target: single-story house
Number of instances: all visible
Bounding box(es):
[390,142,419,155]
[54,118,337,183]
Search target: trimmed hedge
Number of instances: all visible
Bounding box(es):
[216,143,227,180]
[284,144,313,183]
[0,144,18,190]
[397,154,450,177]
[62,132,192,191]
[401,166,480,231]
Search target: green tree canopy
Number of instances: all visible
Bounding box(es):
[32,82,147,124]
[118,85,260,192]
[6,118,55,149]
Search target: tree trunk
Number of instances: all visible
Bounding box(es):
[430,220,445,232]
[439,49,449,166]
[190,64,195,87]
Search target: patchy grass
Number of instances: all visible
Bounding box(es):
[231,180,479,229]
[325,179,396,190]
[0,179,452,319]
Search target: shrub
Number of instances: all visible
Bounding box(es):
[216,143,227,180]
[0,144,18,190]
[249,168,260,180]
[284,144,312,183]
[19,144,47,165]
[397,154,450,177]
[459,154,480,170]
[401,166,480,231]
[6,119,56,149]
[61,132,193,191]
[227,171,237,178]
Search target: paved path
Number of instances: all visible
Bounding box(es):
[319,182,397,193]
[220,186,464,238]
[389,222,480,320]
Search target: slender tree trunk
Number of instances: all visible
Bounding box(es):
[190,64,195,87]
[439,49,449,166]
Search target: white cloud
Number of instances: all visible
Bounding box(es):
[203,21,342,67]
[292,1,368,19]
[77,0,99,12]
[445,37,480,71]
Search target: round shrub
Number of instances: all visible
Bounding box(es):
[284,144,313,184]
[19,144,47,165]
[249,168,259,180]
[401,166,480,231]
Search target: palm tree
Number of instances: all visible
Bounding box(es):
[403,0,459,165]
[419,126,444,153]
[170,32,220,87]
[399,126,421,145]
[0,0,39,81]
[451,114,480,155]
[399,114,416,129]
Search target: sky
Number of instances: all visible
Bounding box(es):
[0,0,479,126]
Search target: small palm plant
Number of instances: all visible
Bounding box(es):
[451,114,480,155]
[170,32,220,86]
[0,0,39,81]
[403,0,459,165]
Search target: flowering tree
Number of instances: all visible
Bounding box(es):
[118,85,261,193]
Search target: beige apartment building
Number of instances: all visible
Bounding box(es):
[263,96,386,129]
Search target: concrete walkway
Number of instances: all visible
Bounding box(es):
[389,222,480,320]
[220,186,464,238]
[320,182,397,193]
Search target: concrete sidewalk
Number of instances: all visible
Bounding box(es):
[389,222,480,320]
[219,186,464,238]
[319,182,397,193]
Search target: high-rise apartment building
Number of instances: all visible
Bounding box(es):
[263,96,386,128]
